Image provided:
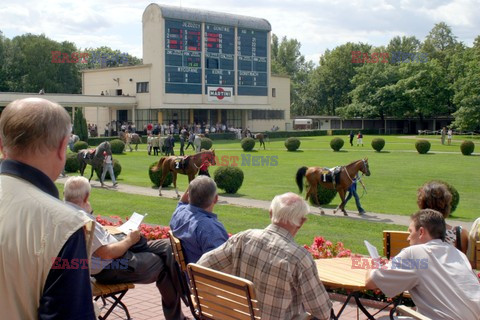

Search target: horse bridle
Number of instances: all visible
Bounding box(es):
[344,159,368,183]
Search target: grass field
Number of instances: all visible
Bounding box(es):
[76,134,479,221]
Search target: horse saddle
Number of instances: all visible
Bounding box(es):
[320,166,341,185]
[84,149,96,160]
[174,157,189,170]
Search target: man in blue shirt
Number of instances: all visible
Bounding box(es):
[344,174,366,215]
[170,176,229,264]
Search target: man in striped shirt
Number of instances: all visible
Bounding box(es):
[198,192,332,320]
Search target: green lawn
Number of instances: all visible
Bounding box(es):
[74,134,479,221]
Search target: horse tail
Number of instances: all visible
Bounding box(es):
[151,157,166,172]
[296,166,308,193]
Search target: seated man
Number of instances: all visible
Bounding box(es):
[169,176,228,264]
[197,192,332,320]
[64,176,186,320]
[366,209,480,320]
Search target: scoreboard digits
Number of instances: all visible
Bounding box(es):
[205,24,235,93]
[237,29,268,96]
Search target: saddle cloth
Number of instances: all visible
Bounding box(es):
[320,166,341,184]
[174,157,190,170]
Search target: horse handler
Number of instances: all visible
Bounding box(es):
[101,151,117,187]
[344,174,366,215]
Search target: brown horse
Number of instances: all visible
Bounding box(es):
[296,158,370,216]
[254,133,268,150]
[152,150,216,197]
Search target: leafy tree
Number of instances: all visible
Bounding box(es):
[74,108,89,142]
[78,46,142,70]
[387,36,421,57]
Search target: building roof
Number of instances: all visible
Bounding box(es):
[152,4,271,31]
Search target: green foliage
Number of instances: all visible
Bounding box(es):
[95,159,122,180]
[241,138,255,151]
[285,137,301,151]
[201,137,213,150]
[330,137,344,151]
[460,140,475,155]
[78,46,142,70]
[415,140,431,154]
[64,153,80,173]
[148,162,172,187]
[74,108,88,142]
[214,166,244,194]
[371,138,386,152]
[310,184,338,205]
[73,141,88,152]
[110,139,125,154]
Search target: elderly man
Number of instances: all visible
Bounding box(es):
[170,176,228,264]
[366,209,480,320]
[197,192,332,320]
[0,98,95,319]
[63,176,186,320]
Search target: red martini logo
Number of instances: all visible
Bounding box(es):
[209,87,231,100]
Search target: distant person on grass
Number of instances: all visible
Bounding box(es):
[357,131,363,146]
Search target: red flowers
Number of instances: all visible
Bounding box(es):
[304,236,355,259]
[96,215,170,240]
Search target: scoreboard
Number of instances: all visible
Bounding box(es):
[164,19,268,96]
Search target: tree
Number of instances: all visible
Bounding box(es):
[78,46,142,70]
[74,108,89,142]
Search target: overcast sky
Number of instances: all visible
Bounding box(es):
[1,0,479,63]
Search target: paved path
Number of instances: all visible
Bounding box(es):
[56,176,473,229]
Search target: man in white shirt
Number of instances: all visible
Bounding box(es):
[366,209,480,320]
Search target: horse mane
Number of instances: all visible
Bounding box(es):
[346,158,365,166]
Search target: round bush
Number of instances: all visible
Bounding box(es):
[371,138,385,152]
[415,140,431,154]
[310,184,338,205]
[241,138,255,151]
[285,137,301,151]
[64,153,80,173]
[73,141,88,152]
[201,137,213,150]
[330,137,344,152]
[460,140,475,155]
[214,166,244,194]
[110,139,125,154]
[148,162,173,187]
[95,159,122,180]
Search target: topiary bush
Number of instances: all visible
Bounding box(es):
[110,139,125,154]
[330,137,344,152]
[427,180,460,214]
[415,140,431,154]
[64,153,80,173]
[460,140,475,155]
[95,159,122,180]
[285,137,301,151]
[214,166,244,194]
[201,137,213,150]
[241,137,255,151]
[148,162,173,187]
[73,141,88,152]
[310,184,338,205]
[371,138,385,152]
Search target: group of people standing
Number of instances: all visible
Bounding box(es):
[441,127,453,145]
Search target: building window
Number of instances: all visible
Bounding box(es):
[116,89,123,96]
[226,109,242,128]
[272,88,276,97]
[136,82,149,93]
[249,110,284,120]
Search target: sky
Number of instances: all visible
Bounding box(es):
[0,0,479,63]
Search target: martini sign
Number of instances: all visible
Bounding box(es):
[208,87,233,102]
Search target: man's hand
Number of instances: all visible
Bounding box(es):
[126,230,141,245]
[180,186,190,203]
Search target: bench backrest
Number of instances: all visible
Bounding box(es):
[383,230,409,259]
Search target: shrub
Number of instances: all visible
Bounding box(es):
[371,138,385,152]
[73,141,88,152]
[428,180,460,214]
[460,140,475,155]
[330,137,344,152]
[64,153,80,173]
[285,137,301,151]
[95,159,122,180]
[241,137,255,151]
[110,139,125,154]
[310,184,337,205]
[415,140,431,154]
[201,137,213,150]
[148,162,173,187]
[214,166,244,194]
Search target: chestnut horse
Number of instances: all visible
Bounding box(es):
[296,158,370,216]
[152,150,216,197]
[254,133,268,150]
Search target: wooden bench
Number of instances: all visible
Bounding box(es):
[383,230,409,259]
[91,278,135,320]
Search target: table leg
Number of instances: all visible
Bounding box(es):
[332,292,355,320]
[352,292,375,320]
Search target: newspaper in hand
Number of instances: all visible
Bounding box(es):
[117,212,148,234]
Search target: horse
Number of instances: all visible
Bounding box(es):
[254,133,268,150]
[152,150,216,197]
[77,141,112,182]
[119,131,141,151]
[296,158,370,216]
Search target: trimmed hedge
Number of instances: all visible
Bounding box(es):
[65,153,80,173]
[371,138,385,152]
[73,141,88,152]
[241,137,255,151]
[110,139,125,154]
[201,137,213,150]
[214,166,244,194]
[330,137,344,152]
[148,162,173,187]
[460,140,475,155]
[95,159,122,180]
[415,140,431,154]
[285,137,301,151]
[310,184,338,205]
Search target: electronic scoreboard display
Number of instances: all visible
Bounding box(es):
[165,19,202,94]
[204,24,235,94]
[237,29,268,96]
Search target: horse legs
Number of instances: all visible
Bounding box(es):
[336,189,348,216]
[88,165,95,183]
[172,173,180,198]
